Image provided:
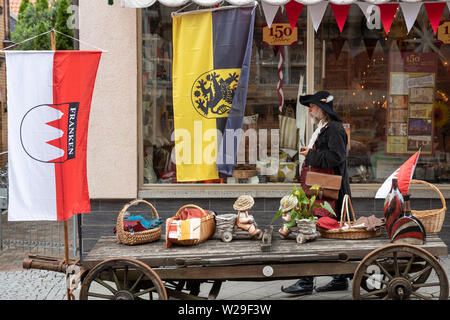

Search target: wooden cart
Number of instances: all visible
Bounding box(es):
[36,229,446,301]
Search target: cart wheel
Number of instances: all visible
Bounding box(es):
[353,243,449,300]
[79,258,167,300]
[222,231,233,243]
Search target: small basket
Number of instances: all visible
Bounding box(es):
[166,204,216,247]
[410,179,447,234]
[317,195,381,240]
[116,199,162,245]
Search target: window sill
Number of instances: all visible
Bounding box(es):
[138,183,450,199]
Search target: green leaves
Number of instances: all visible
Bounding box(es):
[271,184,337,225]
[11,0,74,51]
[320,201,336,217]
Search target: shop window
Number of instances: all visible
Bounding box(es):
[141,4,307,185]
[141,4,449,185]
[314,5,449,184]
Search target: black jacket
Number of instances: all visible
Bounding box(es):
[305,120,351,216]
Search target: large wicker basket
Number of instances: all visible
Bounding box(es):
[410,179,447,234]
[116,199,162,245]
[317,195,381,240]
[166,204,216,247]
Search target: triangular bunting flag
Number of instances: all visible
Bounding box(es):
[363,38,378,60]
[310,1,329,32]
[424,2,446,34]
[285,0,304,30]
[375,151,420,199]
[357,1,373,20]
[400,2,422,34]
[331,37,346,60]
[261,1,279,28]
[330,3,351,33]
[378,3,399,35]
[349,38,363,58]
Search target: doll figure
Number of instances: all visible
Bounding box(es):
[278,195,299,237]
[233,195,261,237]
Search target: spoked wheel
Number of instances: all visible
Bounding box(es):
[79,258,167,300]
[353,243,449,300]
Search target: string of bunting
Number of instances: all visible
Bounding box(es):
[118,0,450,35]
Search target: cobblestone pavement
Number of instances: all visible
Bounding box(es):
[1,248,449,300]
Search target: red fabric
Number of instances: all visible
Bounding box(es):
[377,3,399,34]
[299,164,336,218]
[424,2,446,34]
[330,3,351,33]
[114,220,147,234]
[317,217,341,230]
[285,0,304,30]
[179,208,205,220]
[52,51,102,221]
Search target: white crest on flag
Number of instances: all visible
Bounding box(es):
[309,1,329,32]
[20,105,65,163]
[261,1,279,28]
[400,2,422,33]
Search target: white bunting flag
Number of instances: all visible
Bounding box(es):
[309,1,329,32]
[261,1,279,28]
[400,2,422,33]
[357,1,374,20]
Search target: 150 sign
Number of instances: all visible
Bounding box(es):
[263,23,298,46]
[438,21,450,44]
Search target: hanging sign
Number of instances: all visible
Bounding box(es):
[437,21,450,44]
[262,23,298,46]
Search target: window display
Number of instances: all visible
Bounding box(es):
[313,6,449,183]
[141,4,449,185]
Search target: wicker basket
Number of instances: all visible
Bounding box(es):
[116,199,162,245]
[410,179,447,234]
[166,204,216,247]
[317,195,381,240]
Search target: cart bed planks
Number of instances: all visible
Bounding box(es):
[83,234,447,281]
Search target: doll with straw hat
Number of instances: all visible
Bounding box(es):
[278,194,299,237]
[233,195,261,237]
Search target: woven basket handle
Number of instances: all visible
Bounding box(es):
[116,199,160,241]
[175,204,208,219]
[410,179,447,212]
[339,194,356,228]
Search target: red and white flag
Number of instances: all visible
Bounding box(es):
[6,51,101,221]
[375,150,421,199]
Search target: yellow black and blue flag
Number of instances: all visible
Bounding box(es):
[172,6,255,182]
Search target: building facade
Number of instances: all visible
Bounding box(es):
[78,1,450,256]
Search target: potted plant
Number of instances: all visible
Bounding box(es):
[272,185,336,238]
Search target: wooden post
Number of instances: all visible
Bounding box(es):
[50,29,71,300]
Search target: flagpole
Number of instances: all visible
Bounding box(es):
[50,29,71,301]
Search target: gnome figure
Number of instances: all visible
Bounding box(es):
[233,195,261,237]
[278,194,299,237]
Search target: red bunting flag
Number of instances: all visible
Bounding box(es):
[285,0,304,30]
[424,2,446,34]
[330,3,351,33]
[378,3,399,35]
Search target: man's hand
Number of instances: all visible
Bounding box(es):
[299,146,310,157]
